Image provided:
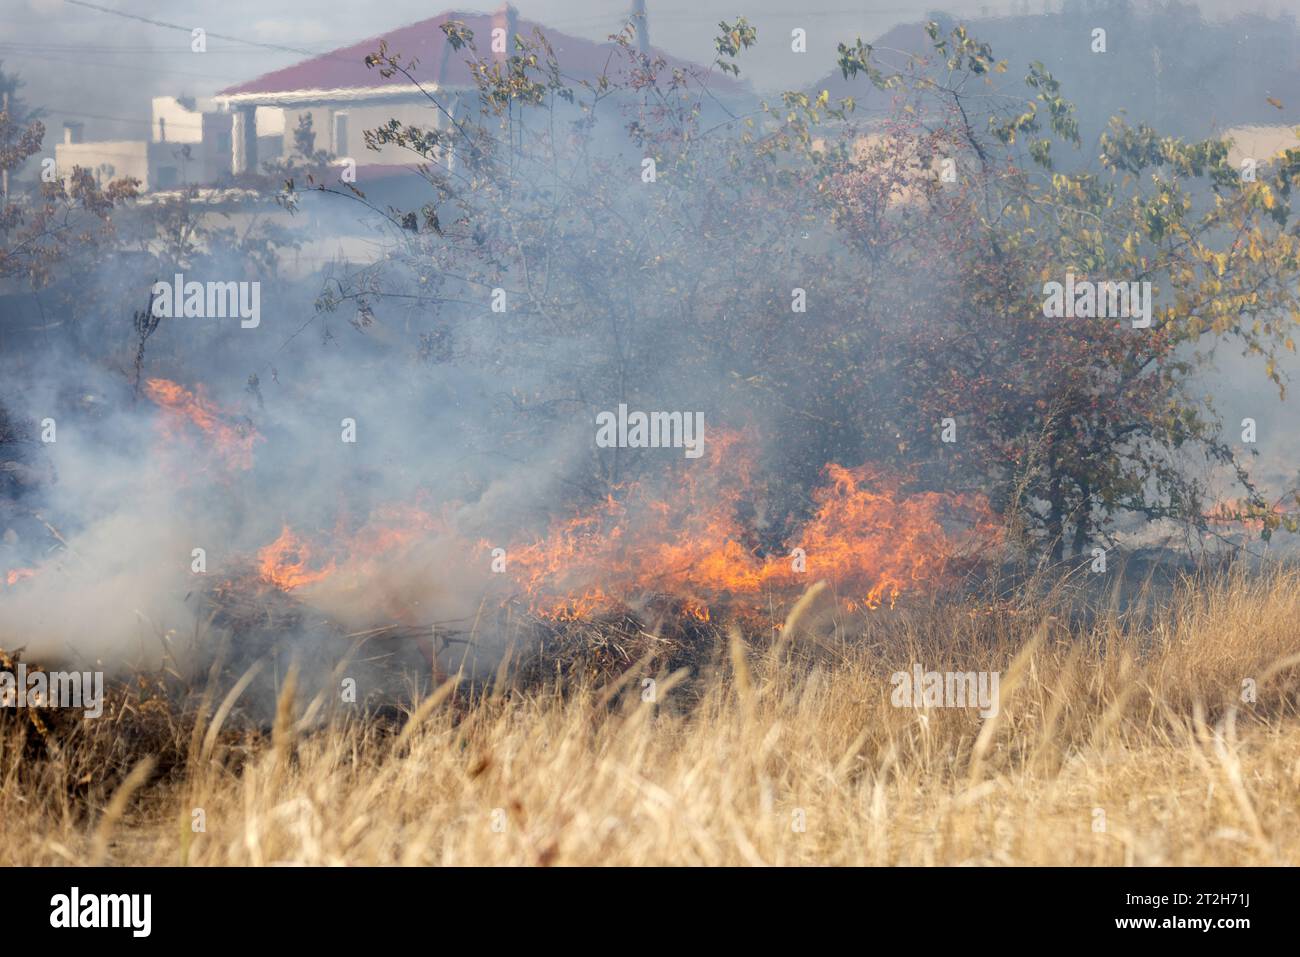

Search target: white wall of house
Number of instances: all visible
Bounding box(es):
[149,99,239,186]
[276,100,448,165]
[151,97,208,144]
[255,107,285,138]
[55,139,149,188]
[53,98,281,190]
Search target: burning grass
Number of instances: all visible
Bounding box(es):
[143,377,262,473]
[3,563,1300,865]
[496,433,999,620]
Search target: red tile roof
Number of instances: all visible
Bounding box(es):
[218,8,746,99]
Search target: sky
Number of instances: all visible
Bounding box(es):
[2,0,1290,142]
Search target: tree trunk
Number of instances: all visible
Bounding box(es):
[1072,480,1091,559]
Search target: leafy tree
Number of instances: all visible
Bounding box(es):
[825,23,1300,556]
[293,19,1300,560]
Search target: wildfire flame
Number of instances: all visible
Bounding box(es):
[254,504,448,593]
[144,378,261,471]
[245,435,997,624]
[499,438,997,621]
[1205,497,1286,532]
[257,525,336,591]
[4,568,37,587]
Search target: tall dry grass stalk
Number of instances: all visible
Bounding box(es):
[3,566,1300,865]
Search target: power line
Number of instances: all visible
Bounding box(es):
[44,106,222,131]
[42,107,155,126]
[0,42,284,55]
[62,0,330,58]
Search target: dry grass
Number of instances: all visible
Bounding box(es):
[3,565,1300,865]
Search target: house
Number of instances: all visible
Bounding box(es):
[212,3,749,178]
[52,4,748,194]
[54,97,283,192]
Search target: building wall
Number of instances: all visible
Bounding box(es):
[55,140,150,189]
[151,97,208,144]
[148,141,215,190]
[227,85,740,170]
[278,100,449,165]
[205,112,234,179]
[55,136,236,192]
[149,104,242,187]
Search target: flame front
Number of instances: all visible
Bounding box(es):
[500,438,997,620]
[252,504,450,595]
[144,378,261,471]
[257,525,336,591]
[241,436,997,624]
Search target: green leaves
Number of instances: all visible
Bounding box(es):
[714,18,757,76]
[835,39,891,91]
[440,21,473,52]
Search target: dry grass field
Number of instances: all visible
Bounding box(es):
[3,566,1300,866]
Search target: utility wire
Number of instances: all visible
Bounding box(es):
[62,0,330,58]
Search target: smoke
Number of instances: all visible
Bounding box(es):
[6,3,1300,714]
[0,241,596,691]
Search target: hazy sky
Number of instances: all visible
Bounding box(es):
[0,0,1288,141]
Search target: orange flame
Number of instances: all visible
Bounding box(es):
[243,436,997,623]
[144,378,261,471]
[257,525,336,590]
[253,504,449,593]
[1205,497,1285,532]
[499,437,997,620]
[4,568,37,587]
